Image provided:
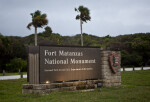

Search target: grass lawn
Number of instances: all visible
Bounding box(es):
[0,72,27,76]
[0,70,150,102]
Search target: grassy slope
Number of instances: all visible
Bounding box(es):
[0,70,150,102]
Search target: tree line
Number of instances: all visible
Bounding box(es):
[0,32,150,72]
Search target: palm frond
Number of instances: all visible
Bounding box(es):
[41,14,47,18]
[76,15,80,20]
[75,5,91,23]
[27,10,48,29]
[27,22,33,30]
[75,8,78,12]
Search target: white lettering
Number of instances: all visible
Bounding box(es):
[59,50,83,56]
[70,58,96,64]
[45,50,56,56]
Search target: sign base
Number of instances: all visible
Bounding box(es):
[22,79,102,94]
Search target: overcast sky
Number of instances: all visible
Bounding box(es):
[0,0,150,37]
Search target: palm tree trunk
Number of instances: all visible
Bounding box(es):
[80,19,83,46]
[35,27,37,46]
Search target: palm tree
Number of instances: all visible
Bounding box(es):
[27,10,48,46]
[75,5,91,46]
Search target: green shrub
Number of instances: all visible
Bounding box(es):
[6,58,27,72]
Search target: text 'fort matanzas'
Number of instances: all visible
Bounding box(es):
[44,50,96,64]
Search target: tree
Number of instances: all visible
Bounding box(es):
[44,26,52,34]
[0,34,12,56]
[6,58,27,72]
[75,5,91,46]
[0,34,12,72]
[103,35,111,48]
[27,10,48,46]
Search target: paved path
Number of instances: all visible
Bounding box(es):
[0,75,27,80]
[120,67,150,71]
[0,67,150,80]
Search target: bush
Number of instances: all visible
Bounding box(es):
[6,58,27,72]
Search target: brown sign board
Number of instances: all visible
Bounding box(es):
[29,46,101,84]
[39,46,101,83]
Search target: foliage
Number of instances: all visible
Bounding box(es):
[0,34,27,72]
[121,50,143,67]
[0,34,13,72]
[109,33,150,66]
[0,34,12,56]
[27,10,48,29]
[6,58,27,72]
[10,36,27,59]
[83,33,101,46]
[38,33,62,45]
[43,26,52,34]
[27,10,48,46]
[0,32,150,72]
[75,5,91,23]
[102,35,112,47]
